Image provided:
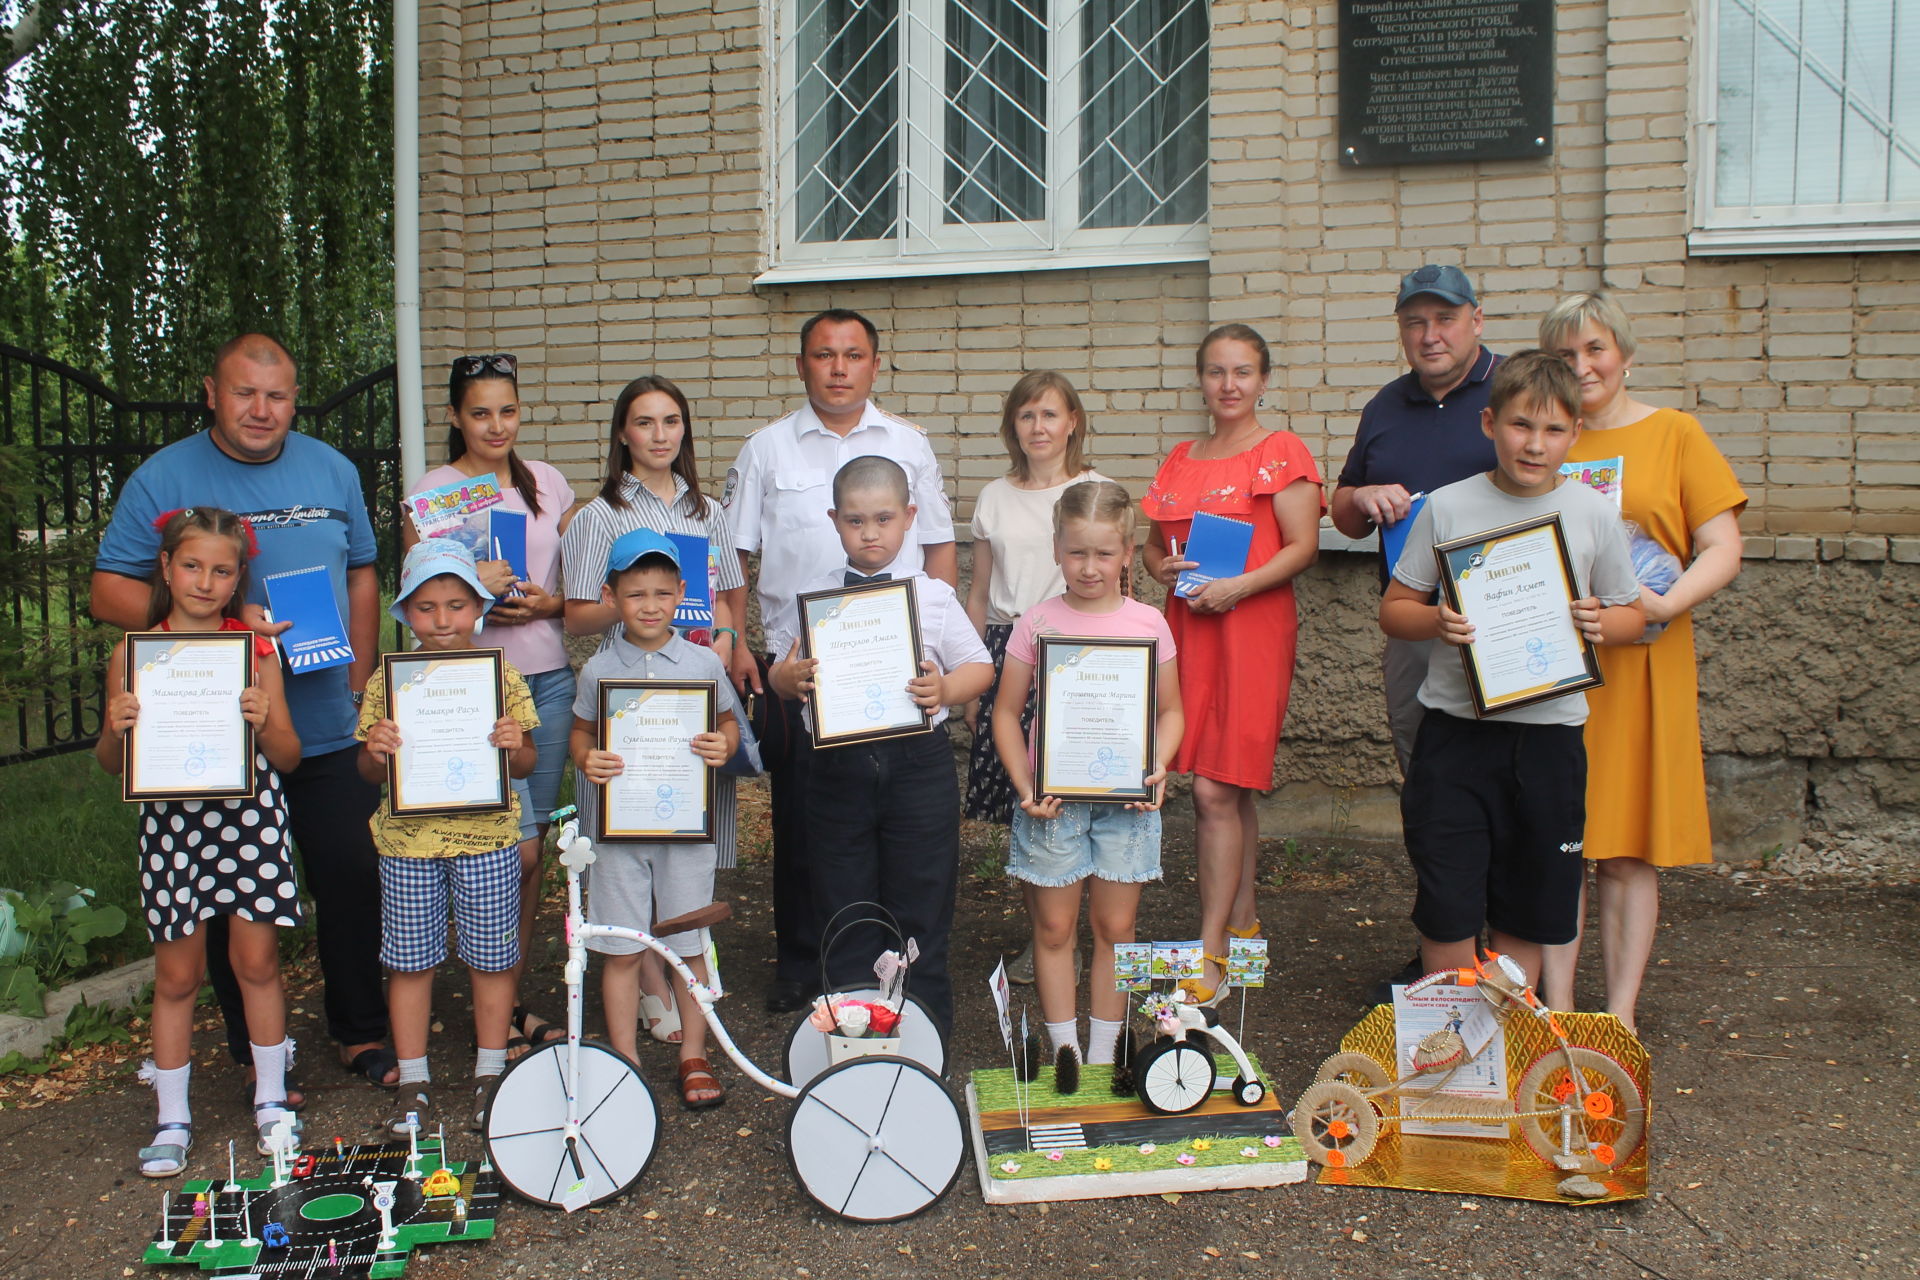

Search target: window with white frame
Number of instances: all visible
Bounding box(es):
[764,0,1210,282]
[1693,0,1920,254]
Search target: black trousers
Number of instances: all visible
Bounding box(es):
[769,691,822,987]
[806,723,959,1035]
[205,744,388,1063]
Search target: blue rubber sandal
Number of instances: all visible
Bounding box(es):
[139,1123,193,1178]
[255,1102,302,1156]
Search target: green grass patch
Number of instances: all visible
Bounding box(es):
[973,1055,1269,1114]
[0,752,142,955]
[990,1135,1305,1181]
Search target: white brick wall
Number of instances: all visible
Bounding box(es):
[420,0,1920,537]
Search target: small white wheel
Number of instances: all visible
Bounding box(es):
[786,1055,964,1222]
[783,990,947,1087]
[484,1040,659,1209]
[1232,1075,1266,1106]
[1138,1041,1214,1115]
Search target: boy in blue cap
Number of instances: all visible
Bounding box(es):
[357,539,539,1135]
[570,528,743,1108]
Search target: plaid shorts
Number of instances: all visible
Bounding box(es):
[378,846,522,973]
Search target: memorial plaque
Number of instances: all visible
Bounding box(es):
[1339,0,1554,167]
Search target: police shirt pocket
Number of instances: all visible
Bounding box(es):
[772,470,828,529]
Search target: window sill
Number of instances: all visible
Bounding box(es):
[753,244,1209,288]
[1688,223,1920,257]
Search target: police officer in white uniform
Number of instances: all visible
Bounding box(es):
[724,308,957,1011]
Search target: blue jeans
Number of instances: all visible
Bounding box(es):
[513,666,577,839]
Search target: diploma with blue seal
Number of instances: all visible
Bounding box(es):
[122,631,256,802]
[382,649,510,816]
[1032,635,1158,803]
[798,577,929,747]
[1432,513,1603,717]
[594,679,716,842]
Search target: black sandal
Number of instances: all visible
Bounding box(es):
[341,1045,400,1090]
[512,1005,567,1048]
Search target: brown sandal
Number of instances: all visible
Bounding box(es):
[677,1057,725,1111]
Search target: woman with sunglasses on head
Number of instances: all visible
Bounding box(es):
[403,354,579,1056]
[558,374,746,1062]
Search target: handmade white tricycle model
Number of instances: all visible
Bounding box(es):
[480,811,967,1222]
[1129,987,1267,1115]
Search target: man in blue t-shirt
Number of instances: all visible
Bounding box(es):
[1331,265,1502,777]
[91,333,397,1094]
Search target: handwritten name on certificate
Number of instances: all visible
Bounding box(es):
[1438,515,1600,716]
[800,579,928,745]
[598,682,714,842]
[124,632,254,801]
[1035,637,1156,802]
[386,651,508,816]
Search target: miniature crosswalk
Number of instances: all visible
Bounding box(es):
[1025,1122,1088,1151]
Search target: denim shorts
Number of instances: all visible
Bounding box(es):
[1009,802,1162,887]
[511,666,577,840]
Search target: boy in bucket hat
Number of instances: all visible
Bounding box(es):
[356,538,540,1136]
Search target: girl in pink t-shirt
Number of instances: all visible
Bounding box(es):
[991,481,1185,1066]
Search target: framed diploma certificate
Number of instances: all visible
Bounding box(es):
[596,679,717,842]
[383,649,510,817]
[798,578,930,747]
[1433,514,1603,717]
[123,631,256,802]
[1032,636,1157,803]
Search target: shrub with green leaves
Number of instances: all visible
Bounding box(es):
[0,881,129,1016]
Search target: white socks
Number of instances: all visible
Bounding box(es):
[474,1046,507,1079]
[151,1061,191,1130]
[250,1038,291,1107]
[1087,1017,1125,1066]
[1045,1019,1080,1060]
[397,1055,432,1086]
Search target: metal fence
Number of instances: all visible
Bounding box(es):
[0,344,401,765]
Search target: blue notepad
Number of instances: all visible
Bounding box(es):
[667,532,713,631]
[1175,511,1255,600]
[262,565,354,673]
[1378,492,1429,578]
[488,509,529,596]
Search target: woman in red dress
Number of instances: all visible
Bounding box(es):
[1142,325,1323,998]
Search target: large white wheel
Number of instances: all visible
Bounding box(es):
[783,990,947,1087]
[484,1039,660,1209]
[786,1056,964,1222]
[1138,1040,1214,1115]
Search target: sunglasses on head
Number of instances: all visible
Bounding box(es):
[453,353,517,377]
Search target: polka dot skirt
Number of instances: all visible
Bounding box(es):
[137,753,305,942]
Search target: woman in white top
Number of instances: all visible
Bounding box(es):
[964,371,1109,823]
[403,354,578,1054]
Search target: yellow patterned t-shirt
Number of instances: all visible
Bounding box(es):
[356,656,539,859]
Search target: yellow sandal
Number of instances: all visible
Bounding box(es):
[1177,952,1233,1003]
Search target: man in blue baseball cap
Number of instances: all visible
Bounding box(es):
[1332,265,1504,1001]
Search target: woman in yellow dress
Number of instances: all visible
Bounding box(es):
[1537,293,1747,1034]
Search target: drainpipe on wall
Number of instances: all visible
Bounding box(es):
[394,0,425,488]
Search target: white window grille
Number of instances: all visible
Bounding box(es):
[764,0,1210,282]
[1692,0,1920,255]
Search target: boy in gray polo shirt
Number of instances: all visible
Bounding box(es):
[1381,351,1644,990]
[571,528,743,1109]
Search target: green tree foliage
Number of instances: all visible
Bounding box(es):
[0,0,393,399]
